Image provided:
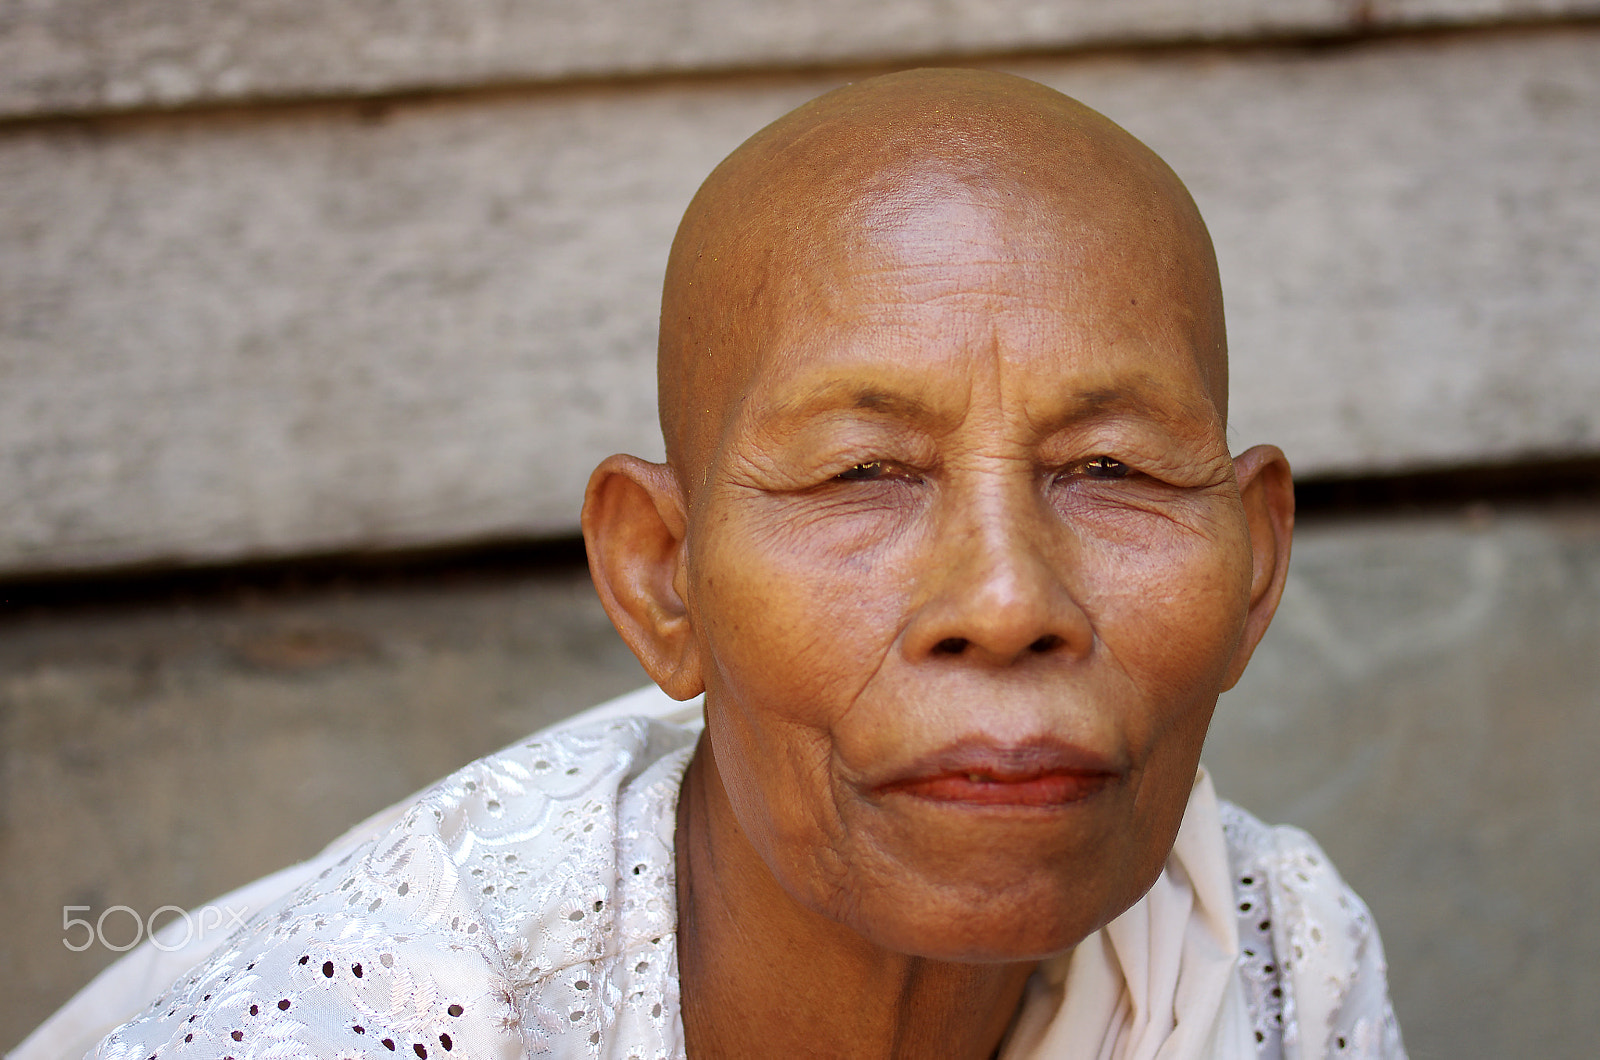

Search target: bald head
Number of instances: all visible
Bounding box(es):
[658,68,1226,485]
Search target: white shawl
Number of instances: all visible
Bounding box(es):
[1004,768,1255,1059]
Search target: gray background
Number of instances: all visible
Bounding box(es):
[4,1,1599,1054]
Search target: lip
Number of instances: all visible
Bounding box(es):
[872,737,1121,808]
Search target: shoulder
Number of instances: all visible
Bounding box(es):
[1220,801,1407,1060]
[91,714,697,1059]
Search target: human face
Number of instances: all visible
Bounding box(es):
[681,178,1254,962]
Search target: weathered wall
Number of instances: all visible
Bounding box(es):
[6,0,1598,119]
[5,25,1600,575]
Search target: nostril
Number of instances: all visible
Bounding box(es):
[1028,635,1063,653]
[933,638,968,655]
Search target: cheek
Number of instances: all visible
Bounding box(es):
[1072,521,1252,902]
[690,497,909,723]
[685,507,904,901]
[1077,509,1254,730]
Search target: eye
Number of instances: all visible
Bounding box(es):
[1082,455,1130,480]
[835,461,885,481]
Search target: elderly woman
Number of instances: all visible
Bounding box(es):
[38,69,1402,1059]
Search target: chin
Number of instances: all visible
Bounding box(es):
[839,877,1119,964]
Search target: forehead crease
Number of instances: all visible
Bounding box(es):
[843,262,1068,302]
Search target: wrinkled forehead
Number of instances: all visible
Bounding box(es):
[756,163,1225,388]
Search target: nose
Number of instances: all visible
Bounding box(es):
[900,477,1092,666]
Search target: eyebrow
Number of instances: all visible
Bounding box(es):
[1066,386,1164,421]
[1038,383,1220,436]
[764,383,939,424]
[849,388,932,417]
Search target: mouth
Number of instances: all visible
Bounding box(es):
[872,738,1120,808]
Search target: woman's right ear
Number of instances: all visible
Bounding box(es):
[581,455,705,700]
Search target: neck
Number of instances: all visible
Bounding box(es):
[674,733,1038,1060]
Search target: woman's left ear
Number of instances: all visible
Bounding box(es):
[1222,444,1295,690]
[581,454,706,701]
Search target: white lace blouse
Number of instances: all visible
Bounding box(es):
[24,689,1404,1059]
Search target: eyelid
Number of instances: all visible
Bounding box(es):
[1056,454,1134,481]
[832,458,924,483]
[835,460,885,481]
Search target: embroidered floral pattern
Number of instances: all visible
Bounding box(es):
[94,718,695,1059]
[1221,802,1406,1059]
[95,717,1401,1060]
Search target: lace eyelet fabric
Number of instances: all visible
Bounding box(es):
[91,711,1403,1060]
[93,717,696,1059]
[1220,803,1406,1059]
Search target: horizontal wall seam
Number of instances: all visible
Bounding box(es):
[3,12,1599,128]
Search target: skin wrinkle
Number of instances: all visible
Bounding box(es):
[582,68,1295,1059]
[750,373,1225,500]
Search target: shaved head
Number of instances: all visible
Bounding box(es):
[658,68,1227,485]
